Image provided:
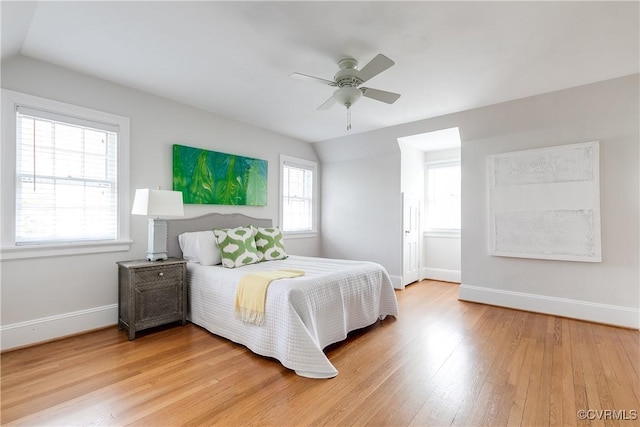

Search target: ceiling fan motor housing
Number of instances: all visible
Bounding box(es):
[335,58,362,88]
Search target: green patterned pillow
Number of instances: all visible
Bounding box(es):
[213,226,261,268]
[252,226,288,261]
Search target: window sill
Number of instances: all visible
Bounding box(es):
[0,239,133,261]
[424,230,461,239]
[282,231,319,240]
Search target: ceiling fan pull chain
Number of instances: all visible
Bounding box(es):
[346,104,352,131]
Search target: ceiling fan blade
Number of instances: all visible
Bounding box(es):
[317,95,337,110]
[290,72,337,86]
[361,87,401,104]
[356,54,395,83]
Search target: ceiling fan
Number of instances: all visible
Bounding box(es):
[290,54,401,130]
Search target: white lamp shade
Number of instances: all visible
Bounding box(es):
[333,86,362,107]
[132,189,184,217]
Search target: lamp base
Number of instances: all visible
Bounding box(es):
[146,252,168,262]
[147,218,168,262]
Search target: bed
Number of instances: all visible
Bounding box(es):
[166,213,399,378]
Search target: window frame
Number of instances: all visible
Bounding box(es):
[279,154,319,238]
[424,158,461,238]
[1,89,131,260]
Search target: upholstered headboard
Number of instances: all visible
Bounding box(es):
[166,213,273,259]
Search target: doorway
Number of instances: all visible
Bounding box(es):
[398,127,462,286]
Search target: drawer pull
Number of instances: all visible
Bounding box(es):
[158,272,164,277]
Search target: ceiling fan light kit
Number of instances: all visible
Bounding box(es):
[290,53,401,131]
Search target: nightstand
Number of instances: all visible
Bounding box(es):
[117,258,187,340]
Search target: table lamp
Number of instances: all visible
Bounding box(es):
[131,188,184,261]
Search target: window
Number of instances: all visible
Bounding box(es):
[425,160,461,234]
[1,90,131,259]
[15,107,119,244]
[280,155,318,235]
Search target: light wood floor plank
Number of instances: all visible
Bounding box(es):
[2,280,638,427]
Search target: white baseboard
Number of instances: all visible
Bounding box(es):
[389,275,403,290]
[422,267,461,283]
[459,284,640,329]
[1,304,118,351]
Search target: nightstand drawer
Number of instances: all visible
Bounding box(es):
[134,266,182,284]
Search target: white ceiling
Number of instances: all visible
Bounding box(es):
[2,1,638,143]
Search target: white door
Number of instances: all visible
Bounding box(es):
[402,194,421,287]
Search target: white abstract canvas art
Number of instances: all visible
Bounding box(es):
[488,141,601,262]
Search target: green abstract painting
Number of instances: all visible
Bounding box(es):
[172,144,267,206]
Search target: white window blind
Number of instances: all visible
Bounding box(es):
[282,160,315,232]
[15,106,119,245]
[426,161,461,231]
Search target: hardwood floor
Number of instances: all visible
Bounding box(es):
[2,280,639,426]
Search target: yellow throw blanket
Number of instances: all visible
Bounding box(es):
[235,269,305,325]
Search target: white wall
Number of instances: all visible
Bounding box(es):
[460,75,639,328]
[423,236,461,283]
[320,152,402,286]
[314,135,402,286]
[0,55,320,350]
[316,74,639,328]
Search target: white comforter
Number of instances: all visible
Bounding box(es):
[187,255,399,378]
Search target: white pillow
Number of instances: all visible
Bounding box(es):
[178,232,200,262]
[178,231,221,266]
